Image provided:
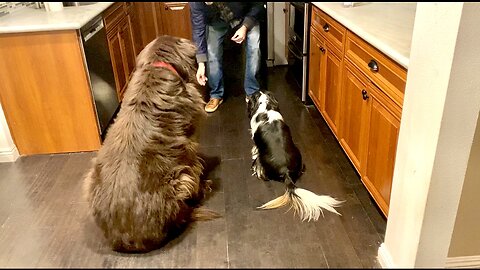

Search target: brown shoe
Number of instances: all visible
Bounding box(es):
[205,98,223,113]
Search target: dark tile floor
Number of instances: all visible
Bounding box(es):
[0,47,386,268]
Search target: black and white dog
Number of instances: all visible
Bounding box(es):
[246,90,343,221]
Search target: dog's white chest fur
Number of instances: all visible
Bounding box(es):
[249,92,283,138]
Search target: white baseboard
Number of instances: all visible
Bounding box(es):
[446,256,480,268]
[0,146,20,163]
[379,243,480,268]
[378,243,396,268]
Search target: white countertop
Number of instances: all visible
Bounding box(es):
[0,2,114,34]
[312,2,416,68]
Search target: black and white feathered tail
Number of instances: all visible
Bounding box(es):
[257,176,344,222]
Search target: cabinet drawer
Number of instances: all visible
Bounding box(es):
[103,2,125,33]
[345,31,407,107]
[311,6,346,52]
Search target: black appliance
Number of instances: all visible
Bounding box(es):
[80,15,119,138]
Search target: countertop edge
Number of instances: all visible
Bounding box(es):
[0,24,84,34]
[0,3,115,34]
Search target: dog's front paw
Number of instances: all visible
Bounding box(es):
[251,146,259,160]
[251,160,259,177]
[252,160,267,181]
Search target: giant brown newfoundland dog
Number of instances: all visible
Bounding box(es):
[83,35,219,253]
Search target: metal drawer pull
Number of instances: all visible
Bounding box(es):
[368,59,379,72]
[165,5,184,11]
[323,23,330,32]
[362,89,369,100]
[320,47,325,53]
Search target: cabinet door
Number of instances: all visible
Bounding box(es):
[363,84,401,217]
[339,61,369,173]
[308,29,325,111]
[119,18,136,81]
[157,2,192,40]
[127,2,143,56]
[107,30,127,100]
[133,2,160,50]
[107,18,136,102]
[322,43,342,137]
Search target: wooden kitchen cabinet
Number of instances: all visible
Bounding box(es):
[362,84,401,216]
[0,30,101,155]
[340,59,402,216]
[321,42,343,137]
[308,28,324,113]
[120,18,136,82]
[107,28,127,100]
[309,7,345,138]
[104,2,137,101]
[131,2,158,51]
[126,2,143,56]
[102,2,193,102]
[156,2,192,40]
[345,31,406,107]
[339,60,370,173]
[309,5,407,217]
[343,30,406,216]
[130,2,193,52]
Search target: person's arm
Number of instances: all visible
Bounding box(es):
[241,2,264,31]
[189,2,207,64]
[232,2,264,44]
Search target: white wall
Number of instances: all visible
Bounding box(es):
[0,103,19,162]
[448,113,480,259]
[378,2,480,268]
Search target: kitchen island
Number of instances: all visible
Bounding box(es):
[0,2,114,33]
[0,3,117,155]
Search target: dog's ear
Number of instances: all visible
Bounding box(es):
[264,91,279,109]
[246,94,259,119]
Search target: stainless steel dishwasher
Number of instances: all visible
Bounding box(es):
[80,15,119,138]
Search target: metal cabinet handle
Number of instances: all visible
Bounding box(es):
[368,60,379,72]
[320,47,325,53]
[323,23,330,32]
[165,5,184,11]
[362,89,369,100]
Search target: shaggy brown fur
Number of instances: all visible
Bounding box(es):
[83,35,219,253]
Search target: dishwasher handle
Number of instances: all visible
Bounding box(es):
[82,19,104,42]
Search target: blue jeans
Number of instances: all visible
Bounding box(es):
[206,21,261,99]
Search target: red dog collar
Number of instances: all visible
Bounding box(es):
[152,61,179,77]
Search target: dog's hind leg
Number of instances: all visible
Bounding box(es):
[172,173,200,201]
[174,175,220,222]
[197,178,213,200]
[251,145,265,180]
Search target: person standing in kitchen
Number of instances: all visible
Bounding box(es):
[189,2,264,113]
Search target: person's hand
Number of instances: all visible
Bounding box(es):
[231,25,247,44]
[196,62,208,86]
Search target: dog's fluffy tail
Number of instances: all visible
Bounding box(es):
[257,177,344,221]
[191,206,222,221]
